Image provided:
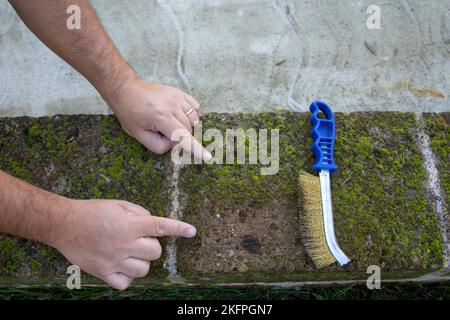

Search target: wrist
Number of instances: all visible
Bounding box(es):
[43,197,79,250]
[97,67,139,108]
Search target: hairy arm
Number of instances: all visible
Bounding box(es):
[8,0,135,100]
[0,169,196,290]
[0,171,69,246]
[8,0,210,160]
[3,0,201,289]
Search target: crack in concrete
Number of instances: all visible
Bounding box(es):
[2,1,449,115]
[156,0,192,94]
[163,163,182,276]
[272,0,304,111]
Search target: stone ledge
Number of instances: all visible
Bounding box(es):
[0,112,448,286]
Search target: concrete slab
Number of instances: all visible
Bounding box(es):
[177,112,445,283]
[1,0,449,116]
[0,112,447,286]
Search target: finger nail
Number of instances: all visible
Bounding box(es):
[185,227,197,237]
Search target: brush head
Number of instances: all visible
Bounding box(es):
[298,171,337,268]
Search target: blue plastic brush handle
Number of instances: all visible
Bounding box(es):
[310,101,338,172]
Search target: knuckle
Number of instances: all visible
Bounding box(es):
[157,219,166,236]
[187,95,199,108]
[151,117,162,132]
[176,224,184,238]
[152,104,166,116]
[151,106,166,121]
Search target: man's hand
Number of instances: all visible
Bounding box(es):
[0,171,196,291]
[107,78,212,161]
[53,199,196,290]
[8,0,211,161]
[4,1,202,291]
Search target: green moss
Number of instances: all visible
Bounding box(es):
[101,155,124,181]
[0,113,444,285]
[0,115,171,277]
[30,259,42,271]
[0,237,17,256]
[332,113,443,270]
[0,237,19,273]
[423,113,449,212]
[353,137,373,159]
[180,113,307,208]
[3,260,17,272]
[9,160,30,179]
[28,124,42,138]
[177,112,443,279]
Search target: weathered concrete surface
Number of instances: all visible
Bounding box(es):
[177,112,446,283]
[0,113,448,286]
[0,116,171,280]
[1,0,449,117]
[423,113,450,265]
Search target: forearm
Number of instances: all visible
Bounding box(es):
[8,0,137,102]
[0,170,70,247]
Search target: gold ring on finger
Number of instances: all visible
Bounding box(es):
[185,108,195,117]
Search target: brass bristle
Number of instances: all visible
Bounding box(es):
[298,171,336,268]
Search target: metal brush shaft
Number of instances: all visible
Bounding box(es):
[319,170,351,266]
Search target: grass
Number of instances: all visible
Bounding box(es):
[0,283,448,300]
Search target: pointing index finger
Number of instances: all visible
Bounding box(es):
[140,216,197,238]
[158,117,212,161]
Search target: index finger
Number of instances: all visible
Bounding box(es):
[158,117,212,161]
[139,216,197,238]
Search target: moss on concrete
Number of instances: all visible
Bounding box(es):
[0,116,171,278]
[0,112,444,285]
[333,113,442,271]
[423,113,449,212]
[177,112,443,282]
